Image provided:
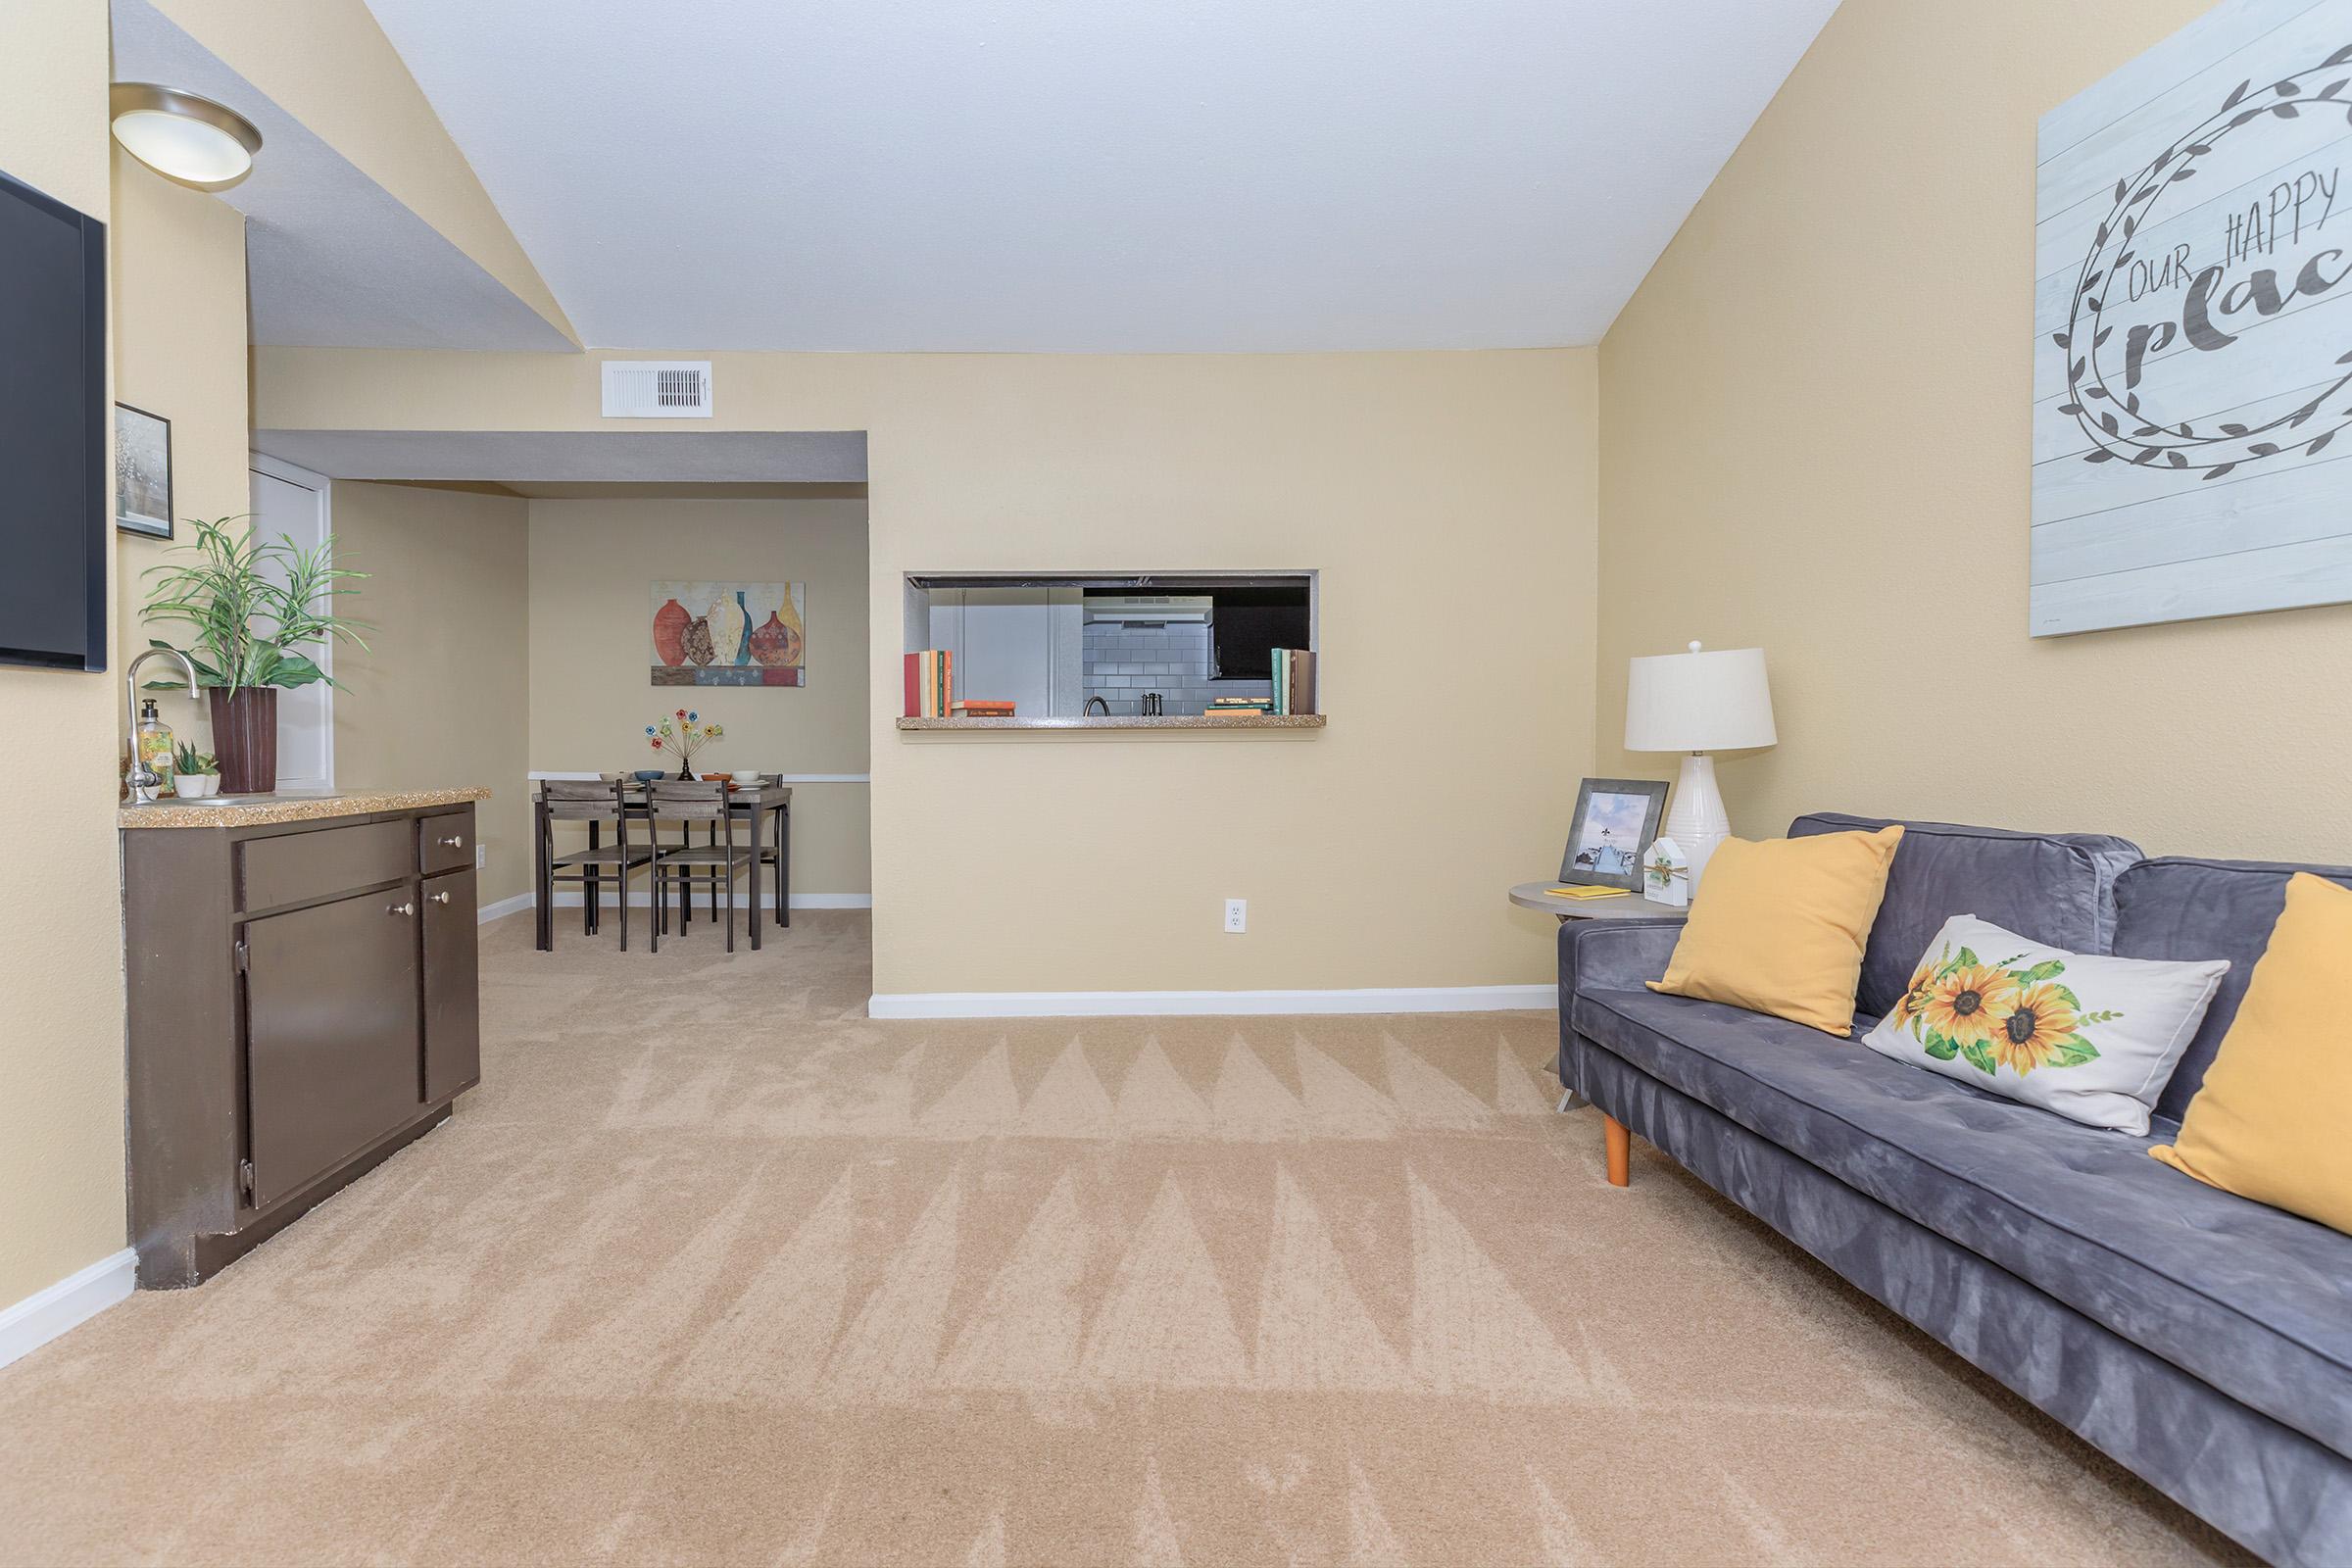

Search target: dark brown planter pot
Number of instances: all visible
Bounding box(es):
[209,687,278,795]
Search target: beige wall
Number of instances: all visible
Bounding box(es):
[526,498,872,898]
[330,482,533,906]
[1596,0,2352,864]
[110,148,251,687]
[253,346,1601,993]
[1,1,123,1308]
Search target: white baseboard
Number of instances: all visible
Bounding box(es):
[478,891,536,924]
[866,984,1555,1020]
[546,890,872,911]
[0,1249,135,1371]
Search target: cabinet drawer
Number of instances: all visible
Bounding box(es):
[418,809,473,875]
[238,819,413,912]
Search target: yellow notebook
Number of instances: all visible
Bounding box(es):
[1547,885,1630,901]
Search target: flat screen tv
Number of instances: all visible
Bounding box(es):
[0,167,108,671]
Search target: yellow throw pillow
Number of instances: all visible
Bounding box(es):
[2151,873,2352,1235]
[1647,826,1904,1036]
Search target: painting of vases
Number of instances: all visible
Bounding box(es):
[651,596,690,664]
[651,580,806,687]
[680,615,715,666]
[703,592,748,668]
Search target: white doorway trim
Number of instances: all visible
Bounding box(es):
[248,454,336,793]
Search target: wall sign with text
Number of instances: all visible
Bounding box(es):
[2034,0,2352,635]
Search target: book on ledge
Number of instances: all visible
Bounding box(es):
[952,700,1015,716]
[904,650,956,716]
[1272,648,1315,716]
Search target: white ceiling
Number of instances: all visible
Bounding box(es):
[363,0,1839,353]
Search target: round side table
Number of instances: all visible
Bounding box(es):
[1511,882,1689,1109]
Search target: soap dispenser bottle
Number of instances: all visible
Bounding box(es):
[136,698,176,799]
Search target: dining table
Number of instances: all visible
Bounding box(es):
[533,780,792,953]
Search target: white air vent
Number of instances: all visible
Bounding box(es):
[601,360,712,418]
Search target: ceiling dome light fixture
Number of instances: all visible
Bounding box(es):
[110,82,263,192]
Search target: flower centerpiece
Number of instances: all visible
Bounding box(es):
[648,709,723,779]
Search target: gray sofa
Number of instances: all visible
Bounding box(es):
[1558,811,2352,1566]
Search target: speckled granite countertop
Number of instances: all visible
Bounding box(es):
[896,714,1326,731]
[119,787,491,828]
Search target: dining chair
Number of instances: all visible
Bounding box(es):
[646,779,758,953]
[538,779,657,951]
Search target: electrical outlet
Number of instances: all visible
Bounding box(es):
[1224,899,1247,934]
[475,844,487,870]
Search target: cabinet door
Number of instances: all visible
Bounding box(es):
[244,885,423,1208]
[422,868,481,1102]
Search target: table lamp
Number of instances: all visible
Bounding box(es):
[1624,642,1777,889]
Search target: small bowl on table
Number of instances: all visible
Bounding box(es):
[702,772,734,790]
[733,771,762,789]
[632,769,666,783]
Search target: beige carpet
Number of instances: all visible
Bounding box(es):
[1,911,2243,1566]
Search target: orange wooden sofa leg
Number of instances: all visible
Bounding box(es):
[1603,1115,1631,1188]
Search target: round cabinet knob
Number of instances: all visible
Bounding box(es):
[437,834,465,848]
[388,901,416,917]
[430,890,453,906]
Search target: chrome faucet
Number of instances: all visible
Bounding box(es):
[126,646,201,804]
[1084,695,1110,715]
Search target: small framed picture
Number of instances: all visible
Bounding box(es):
[115,403,173,538]
[1560,777,1671,891]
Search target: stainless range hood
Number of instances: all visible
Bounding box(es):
[1081,594,1213,624]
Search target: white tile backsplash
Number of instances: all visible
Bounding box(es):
[1082,619,1272,715]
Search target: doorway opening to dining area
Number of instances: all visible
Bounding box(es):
[244,426,874,963]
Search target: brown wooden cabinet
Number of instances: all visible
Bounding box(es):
[123,801,484,1287]
[421,866,481,1102]
[244,886,424,1208]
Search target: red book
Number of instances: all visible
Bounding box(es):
[904,652,921,718]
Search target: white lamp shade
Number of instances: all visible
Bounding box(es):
[1624,644,1777,753]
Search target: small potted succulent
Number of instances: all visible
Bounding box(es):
[172,742,220,800]
[647,709,723,779]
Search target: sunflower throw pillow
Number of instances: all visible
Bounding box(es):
[1859,914,2229,1135]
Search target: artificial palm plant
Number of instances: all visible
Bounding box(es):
[141,515,369,792]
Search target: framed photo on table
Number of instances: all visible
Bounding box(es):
[1560,777,1670,892]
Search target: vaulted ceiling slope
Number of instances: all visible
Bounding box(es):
[362,0,1840,353]
[114,0,576,351]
